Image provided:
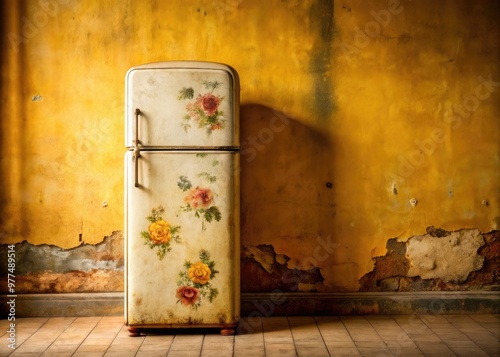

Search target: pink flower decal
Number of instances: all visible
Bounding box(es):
[176,286,200,306]
[178,172,222,231]
[185,187,214,210]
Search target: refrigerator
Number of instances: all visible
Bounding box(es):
[124,61,240,336]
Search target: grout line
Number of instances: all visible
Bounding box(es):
[30,317,77,356]
[364,316,396,357]
[338,316,363,356]
[313,316,332,356]
[100,318,127,356]
[8,317,48,356]
[48,317,80,356]
[165,334,176,357]
[260,316,266,357]
[442,314,496,355]
[133,323,147,357]
[198,334,206,357]
[285,317,299,357]
[231,327,236,357]
[391,314,428,356]
[71,316,103,356]
[416,314,469,355]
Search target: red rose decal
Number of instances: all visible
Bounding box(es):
[179,81,225,132]
[199,94,221,116]
[176,286,200,306]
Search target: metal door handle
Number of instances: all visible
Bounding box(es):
[133,108,141,187]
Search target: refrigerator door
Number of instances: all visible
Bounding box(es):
[124,150,240,329]
[125,62,239,149]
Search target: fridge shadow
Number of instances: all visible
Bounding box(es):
[239,104,336,290]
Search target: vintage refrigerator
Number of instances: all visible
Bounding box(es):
[124,61,240,336]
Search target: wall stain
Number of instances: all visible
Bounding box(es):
[309,0,335,122]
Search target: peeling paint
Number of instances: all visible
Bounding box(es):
[10,231,122,274]
[241,244,324,292]
[0,231,123,293]
[359,228,499,292]
[406,228,484,283]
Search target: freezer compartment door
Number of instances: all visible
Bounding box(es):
[124,150,240,326]
[125,62,239,148]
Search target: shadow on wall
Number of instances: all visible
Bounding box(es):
[239,104,336,292]
[0,1,28,243]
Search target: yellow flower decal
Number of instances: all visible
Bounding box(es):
[141,206,181,260]
[148,220,172,244]
[177,250,219,309]
[188,261,211,285]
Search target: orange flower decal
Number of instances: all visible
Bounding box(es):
[188,261,212,285]
[147,220,172,244]
[176,250,219,309]
[141,206,181,260]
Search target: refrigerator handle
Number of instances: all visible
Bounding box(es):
[133,108,141,188]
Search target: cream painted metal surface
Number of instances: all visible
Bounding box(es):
[125,62,239,149]
[124,62,240,334]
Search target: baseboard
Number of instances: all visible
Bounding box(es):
[241,291,500,316]
[1,292,498,318]
[0,293,124,318]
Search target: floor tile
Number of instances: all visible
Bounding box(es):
[1,314,498,357]
[414,341,455,354]
[449,346,490,356]
[328,347,361,356]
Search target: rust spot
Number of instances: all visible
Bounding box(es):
[135,297,142,307]
[218,314,226,324]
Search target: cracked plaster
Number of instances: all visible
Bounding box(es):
[406,228,485,283]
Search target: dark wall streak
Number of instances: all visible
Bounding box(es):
[309,0,335,122]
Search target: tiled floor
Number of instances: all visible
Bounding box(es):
[0,314,498,356]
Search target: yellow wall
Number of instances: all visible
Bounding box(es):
[1,0,499,291]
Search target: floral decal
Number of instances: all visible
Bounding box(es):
[184,186,214,210]
[177,158,222,231]
[175,286,199,306]
[176,250,219,309]
[141,206,181,260]
[178,81,225,133]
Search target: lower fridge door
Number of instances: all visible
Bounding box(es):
[124,150,240,334]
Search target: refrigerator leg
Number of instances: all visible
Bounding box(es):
[128,327,142,337]
[220,328,235,336]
